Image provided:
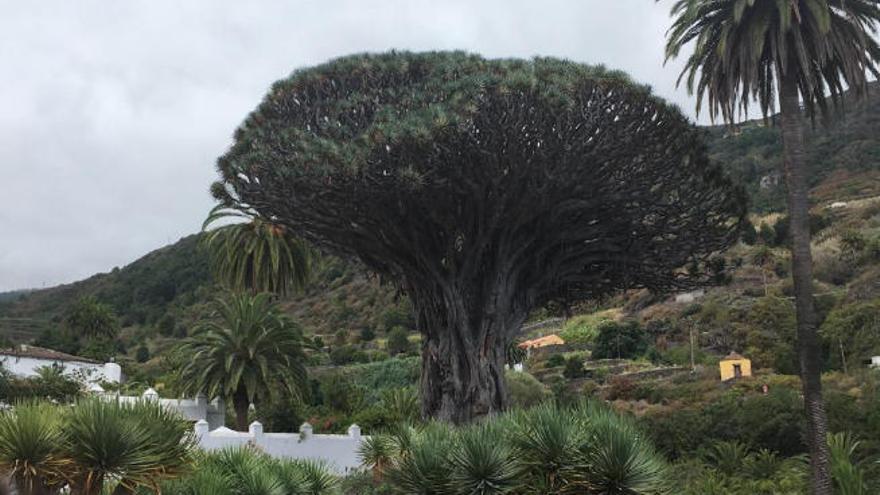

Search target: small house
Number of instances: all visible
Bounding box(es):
[518,334,565,350]
[0,345,121,384]
[719,351,752,381]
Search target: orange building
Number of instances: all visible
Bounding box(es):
[518,334,565,350]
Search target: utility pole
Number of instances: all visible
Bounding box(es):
[689,326,696,372]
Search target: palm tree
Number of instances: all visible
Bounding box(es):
[65,296,119,339]
[178,293,309,431]
[203,204,312,296]
[662,2,880,492]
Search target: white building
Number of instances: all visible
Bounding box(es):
[114,387,226,430]
[0,345,121,384]
[870,356,880,368]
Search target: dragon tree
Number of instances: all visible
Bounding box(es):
[211,52,746,423]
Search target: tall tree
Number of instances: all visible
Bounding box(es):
[210,52,746,423]
[178,293,309,430]
[202,204,312,296]
[662,1,880,492]
[65,296,119,339]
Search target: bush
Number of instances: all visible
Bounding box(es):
[381,305,413,331]
[329,345,370,365]
[386,327,412,356]
[157,313,176,337]
[604,375,636,401]
[562,356,585,379]
[559,310,616,346]
[546,354,565,368]
[506,370,551,408]
[741,222,758,245]
[135,345,150,363]
[592,320,648,360]
[359,326,376,342]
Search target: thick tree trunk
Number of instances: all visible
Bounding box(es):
[415,282,527,423]
[233,386,250,431]
[778,71,832,495]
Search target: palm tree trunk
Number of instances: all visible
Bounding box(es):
[233,386,250,431]
[778,69,832,495]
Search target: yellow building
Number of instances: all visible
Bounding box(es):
[719,352,752,381]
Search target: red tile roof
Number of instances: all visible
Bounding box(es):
[721,351,748,362]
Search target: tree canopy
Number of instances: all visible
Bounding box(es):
[211,51,746,421]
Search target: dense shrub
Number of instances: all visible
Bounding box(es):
[546,354,565,368]
[559,310,616,346]
[329,345,370,366]
[562,356,585,379]
[385,327,412,356]
[506,370,551,409]
[0,366,82,403]
[821,300,880,372]
[359,326,376,342]
[592,320,648,360]
[135,345,150,363]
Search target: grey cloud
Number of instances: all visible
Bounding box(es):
[0,0,711,291]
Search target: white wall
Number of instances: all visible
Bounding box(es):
[0,355,120,383]
[108,389,226,430]
[195,421,366,474]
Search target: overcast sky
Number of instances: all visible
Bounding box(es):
[1,0,708,292]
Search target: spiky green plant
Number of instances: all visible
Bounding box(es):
[203,204,312,296]
[506,403,583,493]
[380,388,419,424]
[448,424,517,495]
[284,459,339,495]
[372,402,667,494]
[203,448,284,495]
[577,406,667,494]
[704,440,751,478]
[358,434,396,483]
[827,432,867,495]
[383,423,455,495]
[662,2,880,492]
[0,401,66,495]
[63,398,196,495]
[178,293,309,431]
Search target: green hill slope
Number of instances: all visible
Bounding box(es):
[1,82,878,354]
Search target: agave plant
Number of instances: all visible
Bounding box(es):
[506,403,584,493]
[372,402,667,495]
[63,398,197,495]
[448,424,517,495]
[358,434,396,483]
[0,402,66,495]
[164,447,338,495]
[577,405,667,494]
[383,423,455,495]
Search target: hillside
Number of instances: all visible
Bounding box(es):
[706,81,880,212]
[1,81,879,361]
